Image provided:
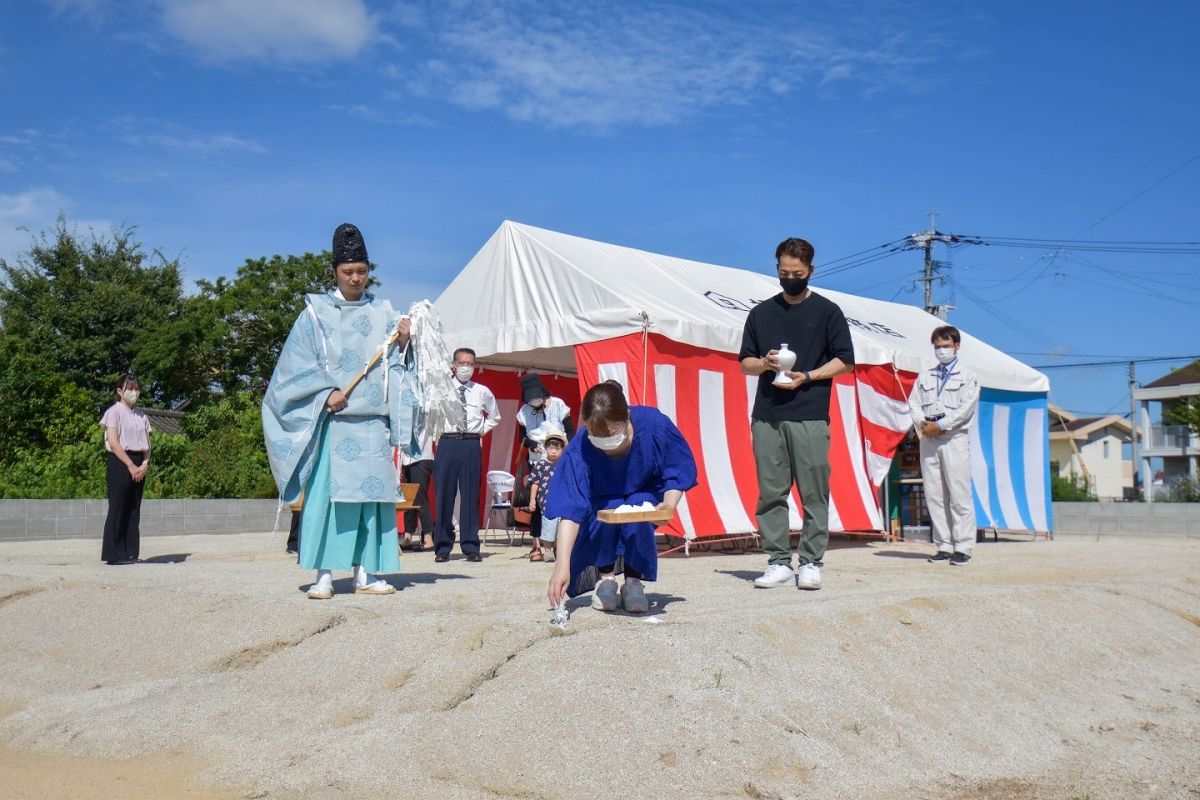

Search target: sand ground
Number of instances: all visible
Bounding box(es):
[1,531,1198,800]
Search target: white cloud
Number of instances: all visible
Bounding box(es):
[328,104,433,127]
[0,129,40,146]
[48,0,106,20]
[0,188,112,265]
[162,0,374,63]
[135,133,266,154]
[0,188,66,222]
[413,4,763,131]
[387,2,946,131]
[110,117,266,155]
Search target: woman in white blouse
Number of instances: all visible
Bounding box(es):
[99,373,152,565]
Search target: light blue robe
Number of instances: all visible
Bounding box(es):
[262,291,421,572]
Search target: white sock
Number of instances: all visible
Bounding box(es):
[353,564,370,587]
[314,570,332,588]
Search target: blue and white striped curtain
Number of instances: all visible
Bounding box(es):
[969,389,1053,533]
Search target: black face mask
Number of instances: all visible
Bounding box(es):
[780,276,809,296]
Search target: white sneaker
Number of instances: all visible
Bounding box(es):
[795,562,822,590]
[591,576,619,611]
[753,563,795,588]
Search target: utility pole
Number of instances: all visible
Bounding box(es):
[1129,361,1140,500]
[906,210,960,320]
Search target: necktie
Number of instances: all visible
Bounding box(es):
[458,384,469,432]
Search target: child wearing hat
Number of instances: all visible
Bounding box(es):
[525,424,567,562]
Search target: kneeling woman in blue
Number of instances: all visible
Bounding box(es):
[262,223,421,600]
[546,381,697,614]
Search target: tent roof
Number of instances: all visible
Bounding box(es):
[435,221,1048,393]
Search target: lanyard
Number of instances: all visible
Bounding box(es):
[936,360,957,397]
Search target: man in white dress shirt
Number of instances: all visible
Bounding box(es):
[433,347,500,562]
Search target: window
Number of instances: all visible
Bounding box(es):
[1103,441,1110,459]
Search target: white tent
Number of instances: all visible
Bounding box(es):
[436,221,1053,535]
[437,221,1047,392]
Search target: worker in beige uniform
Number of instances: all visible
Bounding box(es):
[908,325,980,565]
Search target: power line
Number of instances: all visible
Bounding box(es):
[959,237,1200,254]
[968,236,1200,246]
[1012,351,1168,358]
[819,245,910,277]
[954,281,1058,350]
[1030,354,1200,369]
[1072,150,1200,239]
[841,270,924,294]
[816,238,909,269]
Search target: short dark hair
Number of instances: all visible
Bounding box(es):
[775,237,815,266]
[452,348,476,362]
[581,380,629,435]
[930,325,961,345]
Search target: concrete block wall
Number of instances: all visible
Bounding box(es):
[0,499,282,542]
[1052,502,1200,536]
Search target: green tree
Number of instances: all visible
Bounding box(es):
[190,252,336,396]
[1051,472,1095,502]
[1162,397,1200,438]
[0,216,371,499]
[0,215,189,409]
[175,393,277,498]
[0,377,108,498]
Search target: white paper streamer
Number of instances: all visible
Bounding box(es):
[406,300,460,441]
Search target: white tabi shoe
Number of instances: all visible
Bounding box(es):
[307,571,334,600]
[353,564,396,595]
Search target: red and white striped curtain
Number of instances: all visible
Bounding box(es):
[574,333,916,538]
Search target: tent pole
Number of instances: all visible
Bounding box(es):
[639,310,650,404]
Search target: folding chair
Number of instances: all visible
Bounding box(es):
[484,470,517,545]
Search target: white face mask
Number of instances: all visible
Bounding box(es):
[934,347,957,365]
[122,389,140,406]
[589,428,627,452]
[455,366,474,383]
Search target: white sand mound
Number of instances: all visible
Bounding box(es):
[1,533,1197,799]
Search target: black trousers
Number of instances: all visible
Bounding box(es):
[402,458,435,535]
[286,510,301,553]
[433,437,481,556]
[102,451,145,563]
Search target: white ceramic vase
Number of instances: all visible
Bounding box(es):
[772,343,797,385]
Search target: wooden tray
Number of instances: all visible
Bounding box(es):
[596,508,674,524]
[395,482,421,511]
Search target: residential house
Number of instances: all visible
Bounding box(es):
[1048,405,1133,499]
[1133,359,1200,501]
[142,408,186,435]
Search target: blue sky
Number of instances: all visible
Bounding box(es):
[2,0,1197,416]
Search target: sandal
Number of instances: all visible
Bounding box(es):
[529,550,544,562]
[355,579,397,595]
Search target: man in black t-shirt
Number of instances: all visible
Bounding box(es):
[738,237,854,591]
